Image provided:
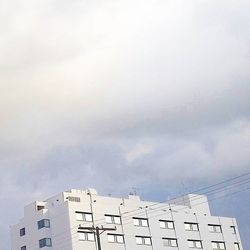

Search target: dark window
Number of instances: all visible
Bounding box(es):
[135,236,152,245]
[234,242,240,250]
[37,205,45,211]
[75,212,93,222]
[162,238,178,247]
[185,222,199,231]
[39,238,52,248]
[211,241,226,250]
[159,220,175,229]
[105,214,122,224]
[21,246,26,250]
[133,217,149,227]
[208,224,222,233]
[20,228,25,236]
[38,219,50,229]
[107,234,124,243]
[78,232,95,241]
[188,239,202,248]
[231,226,236,234]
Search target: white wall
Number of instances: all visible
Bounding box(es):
[10,189,243,250]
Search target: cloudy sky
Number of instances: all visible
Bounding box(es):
[1,0,250,249]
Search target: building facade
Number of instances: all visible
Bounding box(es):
[10,188,243,250]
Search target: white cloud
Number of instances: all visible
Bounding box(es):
[126,142,155,164]
[0,1,250,249]
[1,0,250,159]
[0,0,249,205]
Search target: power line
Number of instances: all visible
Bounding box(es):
[22,171,250,249]
[121,172,250,216]
[51,172,250,242]
[53,176,250,245]
[38,173,250,244]
[39,183,250,249]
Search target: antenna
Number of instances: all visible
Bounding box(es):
[132,187,138,196]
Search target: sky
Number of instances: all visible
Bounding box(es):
[0,0,250,249]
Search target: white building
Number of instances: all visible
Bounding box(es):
[10,188,243,250]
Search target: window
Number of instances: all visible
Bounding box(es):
[212,241,226,250]
[78,232,95,241]
[39,238,52,248]
[163,238,178,247]
[159,220,175,229]
[20,228,25,237]
[38,219,50,229]
[230,226,236,234]
[108,234,124,243]
[234,243,240,250]
[75,212,93,222]
[37,205,45,211]
[105,215,121,225]
[188,240,202,249]
[208,224,222,233]
[136,236,152,245]
[21,246,26,250]
[133,217,148,227]
[185,222,199,231]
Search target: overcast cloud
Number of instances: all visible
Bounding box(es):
[0,0,250,249]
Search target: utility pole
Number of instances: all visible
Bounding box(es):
[78,225,116,250]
